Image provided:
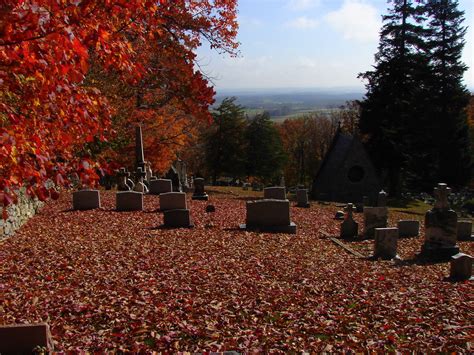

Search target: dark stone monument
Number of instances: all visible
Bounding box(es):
[192,177,209,201]
[449,253,473,281]
[340,203,358,239]
[0,323,54,353]
[311,127,381,203]
[116,167,134,191]
[163,209,193,228]
[165,165,181,192]
[240,199,296,234]
[72,189,101,210]
[419,183,459,261]
[135,125,145,171]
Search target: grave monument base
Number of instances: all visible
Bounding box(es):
[239,222,297,234]
[418,244,460,261]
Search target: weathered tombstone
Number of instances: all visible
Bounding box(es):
[116,167,133,191]
[373,227,399,260]
[296,189,310,208]
[377,190,388,207]
[175,159,188,190]
[116,191,143,211]
[397,220,420,238]
[457,220,473,241]
[144,161,156,185]
[240,199,296,234]
[263,186,286,200]
[419,183,459,260]
[0,323,54,353]
[160,192,187,211]
[192,177,209,200]
[163,209,193,228]
[72,189,101,210]
[363,206,388,238]
[449,253,473,281]
[340,203,358,239]
[134,167,149,194]
[149,179,172,195]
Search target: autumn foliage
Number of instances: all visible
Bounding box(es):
[0,0,238,204]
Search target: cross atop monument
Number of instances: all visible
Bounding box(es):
[136,167,146,182]
[344,203,356,220]
[117,167,130,178]
[434,183,451,210]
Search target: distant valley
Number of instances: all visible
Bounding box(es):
[214,89,364,120]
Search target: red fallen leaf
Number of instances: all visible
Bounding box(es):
[378,275,385,281]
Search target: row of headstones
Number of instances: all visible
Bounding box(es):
[340,184,473,281]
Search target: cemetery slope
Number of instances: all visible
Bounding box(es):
[1,191,472,352]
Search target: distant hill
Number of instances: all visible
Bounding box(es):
[214,89,364,119]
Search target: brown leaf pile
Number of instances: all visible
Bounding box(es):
[1,191,473,352]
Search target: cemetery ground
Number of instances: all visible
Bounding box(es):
[1,188,473,352]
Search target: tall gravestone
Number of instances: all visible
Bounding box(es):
[363,190,388,238]
[192,178,209,201]
[135,125,145,171]
[340,203,358,239]
[419,183,459,260]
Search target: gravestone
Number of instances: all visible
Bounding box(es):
[149,179,172,195]
[163,209,193,228]
[457,220,473,241]
[144,161,156,185]
[116,167,134,191]
[166,165,181,192]
[0,323,54,353]
[242,183,249,191]
[263,187,286,200]
[160,192,187,211]
[72,190,101,210]
[134,167,149,194]
[240,199,296,234]
[340,203,358,239]
[449,253,473,281]
[419,183,459,260]
[116,191,143,211]
[373,227,399,260]
[192,177,209,201]
[296,189,310,208]
[363,206,388,237]
[397,220,420,238]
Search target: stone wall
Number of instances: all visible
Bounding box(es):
[1,188,44,239]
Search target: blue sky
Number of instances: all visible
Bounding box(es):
[197,0,474,92]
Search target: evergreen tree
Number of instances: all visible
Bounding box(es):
[245,112,286,183]
[359,0,429,195]
[424,0,471,187]
[204,97,247,184]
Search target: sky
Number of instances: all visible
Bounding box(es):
[196,0,474,92]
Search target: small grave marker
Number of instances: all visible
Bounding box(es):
[192,177,209,200]
[340,203,358,239]
[72,189,101,210]
[363,206,388,238]
[449,253,473,281]
[163,209,193,228]
[240,199,296,234]
[263,186,286,200]
[0,323,54,353]
[149,179,172,195]
[457,220,473,241]
[296,189,310,208]
[160,192,187,211]
[397,220,420,238]
[116,191,143,211]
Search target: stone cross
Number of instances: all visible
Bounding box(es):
[116,167,131,191]
[134,167,148,193]
[345,203,356,220]
[434,183,451,210]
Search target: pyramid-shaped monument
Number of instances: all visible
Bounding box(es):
[311,127,381,203]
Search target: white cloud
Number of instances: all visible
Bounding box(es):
[287,0,320,11]
[238,15,263,28]
[325,0,381,43]
[285,16,319,29]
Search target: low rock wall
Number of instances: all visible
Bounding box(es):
[1,188,44,239]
